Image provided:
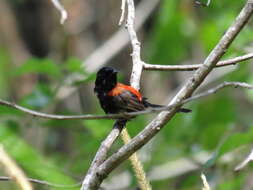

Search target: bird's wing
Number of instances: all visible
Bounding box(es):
[112,90,145,112]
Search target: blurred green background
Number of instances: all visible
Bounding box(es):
[0,0,253,189]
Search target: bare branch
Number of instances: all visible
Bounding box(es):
[81,120,126,190]
[0,99,120,120]
[119,0,126,25]
[84,0,158,73]
[0,176,81,188]
[201,173,211,190]
[195,0,211,7]
[50,0,68,24]
[1,82,253,121]
[234,148,253,171]
[81,0,148,189]
[56,0,159,100]
[143,52,253,71]
[123,0,150,188]
[0,145,33,190]
[185,82,253,103]
[126,0,144,90]
[94,1,253,185]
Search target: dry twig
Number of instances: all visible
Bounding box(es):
[201,173,211,190]
[0,176,81,188]
[0,145,33,190]
[235,148,253,171]
[50,0,68,24]
[144,52,253,71]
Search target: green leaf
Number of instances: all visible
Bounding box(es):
[0,124,79,190]
[65,57,83,73]
[204,126,253,168]
[148,0,190,65]
[83,120,114,139]
[13,58,62,78]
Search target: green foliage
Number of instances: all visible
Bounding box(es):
[0,0,253,189]
[65,57,84,74]
[148,0,190,65]
[83,120,114,139]
[205,126,253,168]
[13,58,62,78]
[0,124,79,190]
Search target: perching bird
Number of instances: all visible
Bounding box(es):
[94,67,191,114]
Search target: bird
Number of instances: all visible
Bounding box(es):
[94,66,191,115]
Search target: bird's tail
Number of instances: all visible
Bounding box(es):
[143,98,191,113]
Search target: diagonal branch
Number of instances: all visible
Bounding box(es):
[90,1,253,187]
[80,120,126,190]
[0,145,33,190]
[143,52,253,71]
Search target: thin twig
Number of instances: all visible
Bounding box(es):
[56,0,160,100]
[50,0,68,24]
[185,82,253,103]
[195,0,211,7]
[84,0,158,74]
[1,82,253,120]
[0,145,33,190]
[201,173,211,190]
[143,52,253,71]
[0,176,81,188]
[119,0,126,25]
[123,0,151,189]
[93,1,253,187]
[81,120,126,190]
[234,148,253,171]
[81,0,149,189]
[126,0,144,90]
[0,99,120,120]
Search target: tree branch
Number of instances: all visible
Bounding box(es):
[119,0,126,25]
[81,0,149,189]
[122,0,151,189]
[80,120,126,190]
[143,52,253,71]
[55,0,159,100]
[1,81,253,121]
[92,1,253,186]
[50,0,68,24]
[0,176,81,188]
[0,145,33,190]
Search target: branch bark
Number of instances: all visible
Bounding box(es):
[81,120,126,190]
[81,0,149,189]
[88,1,253,188]
[0,145,33,190]
[143,52,253,71]
[0,176,81,188]
[1,81,253,121]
